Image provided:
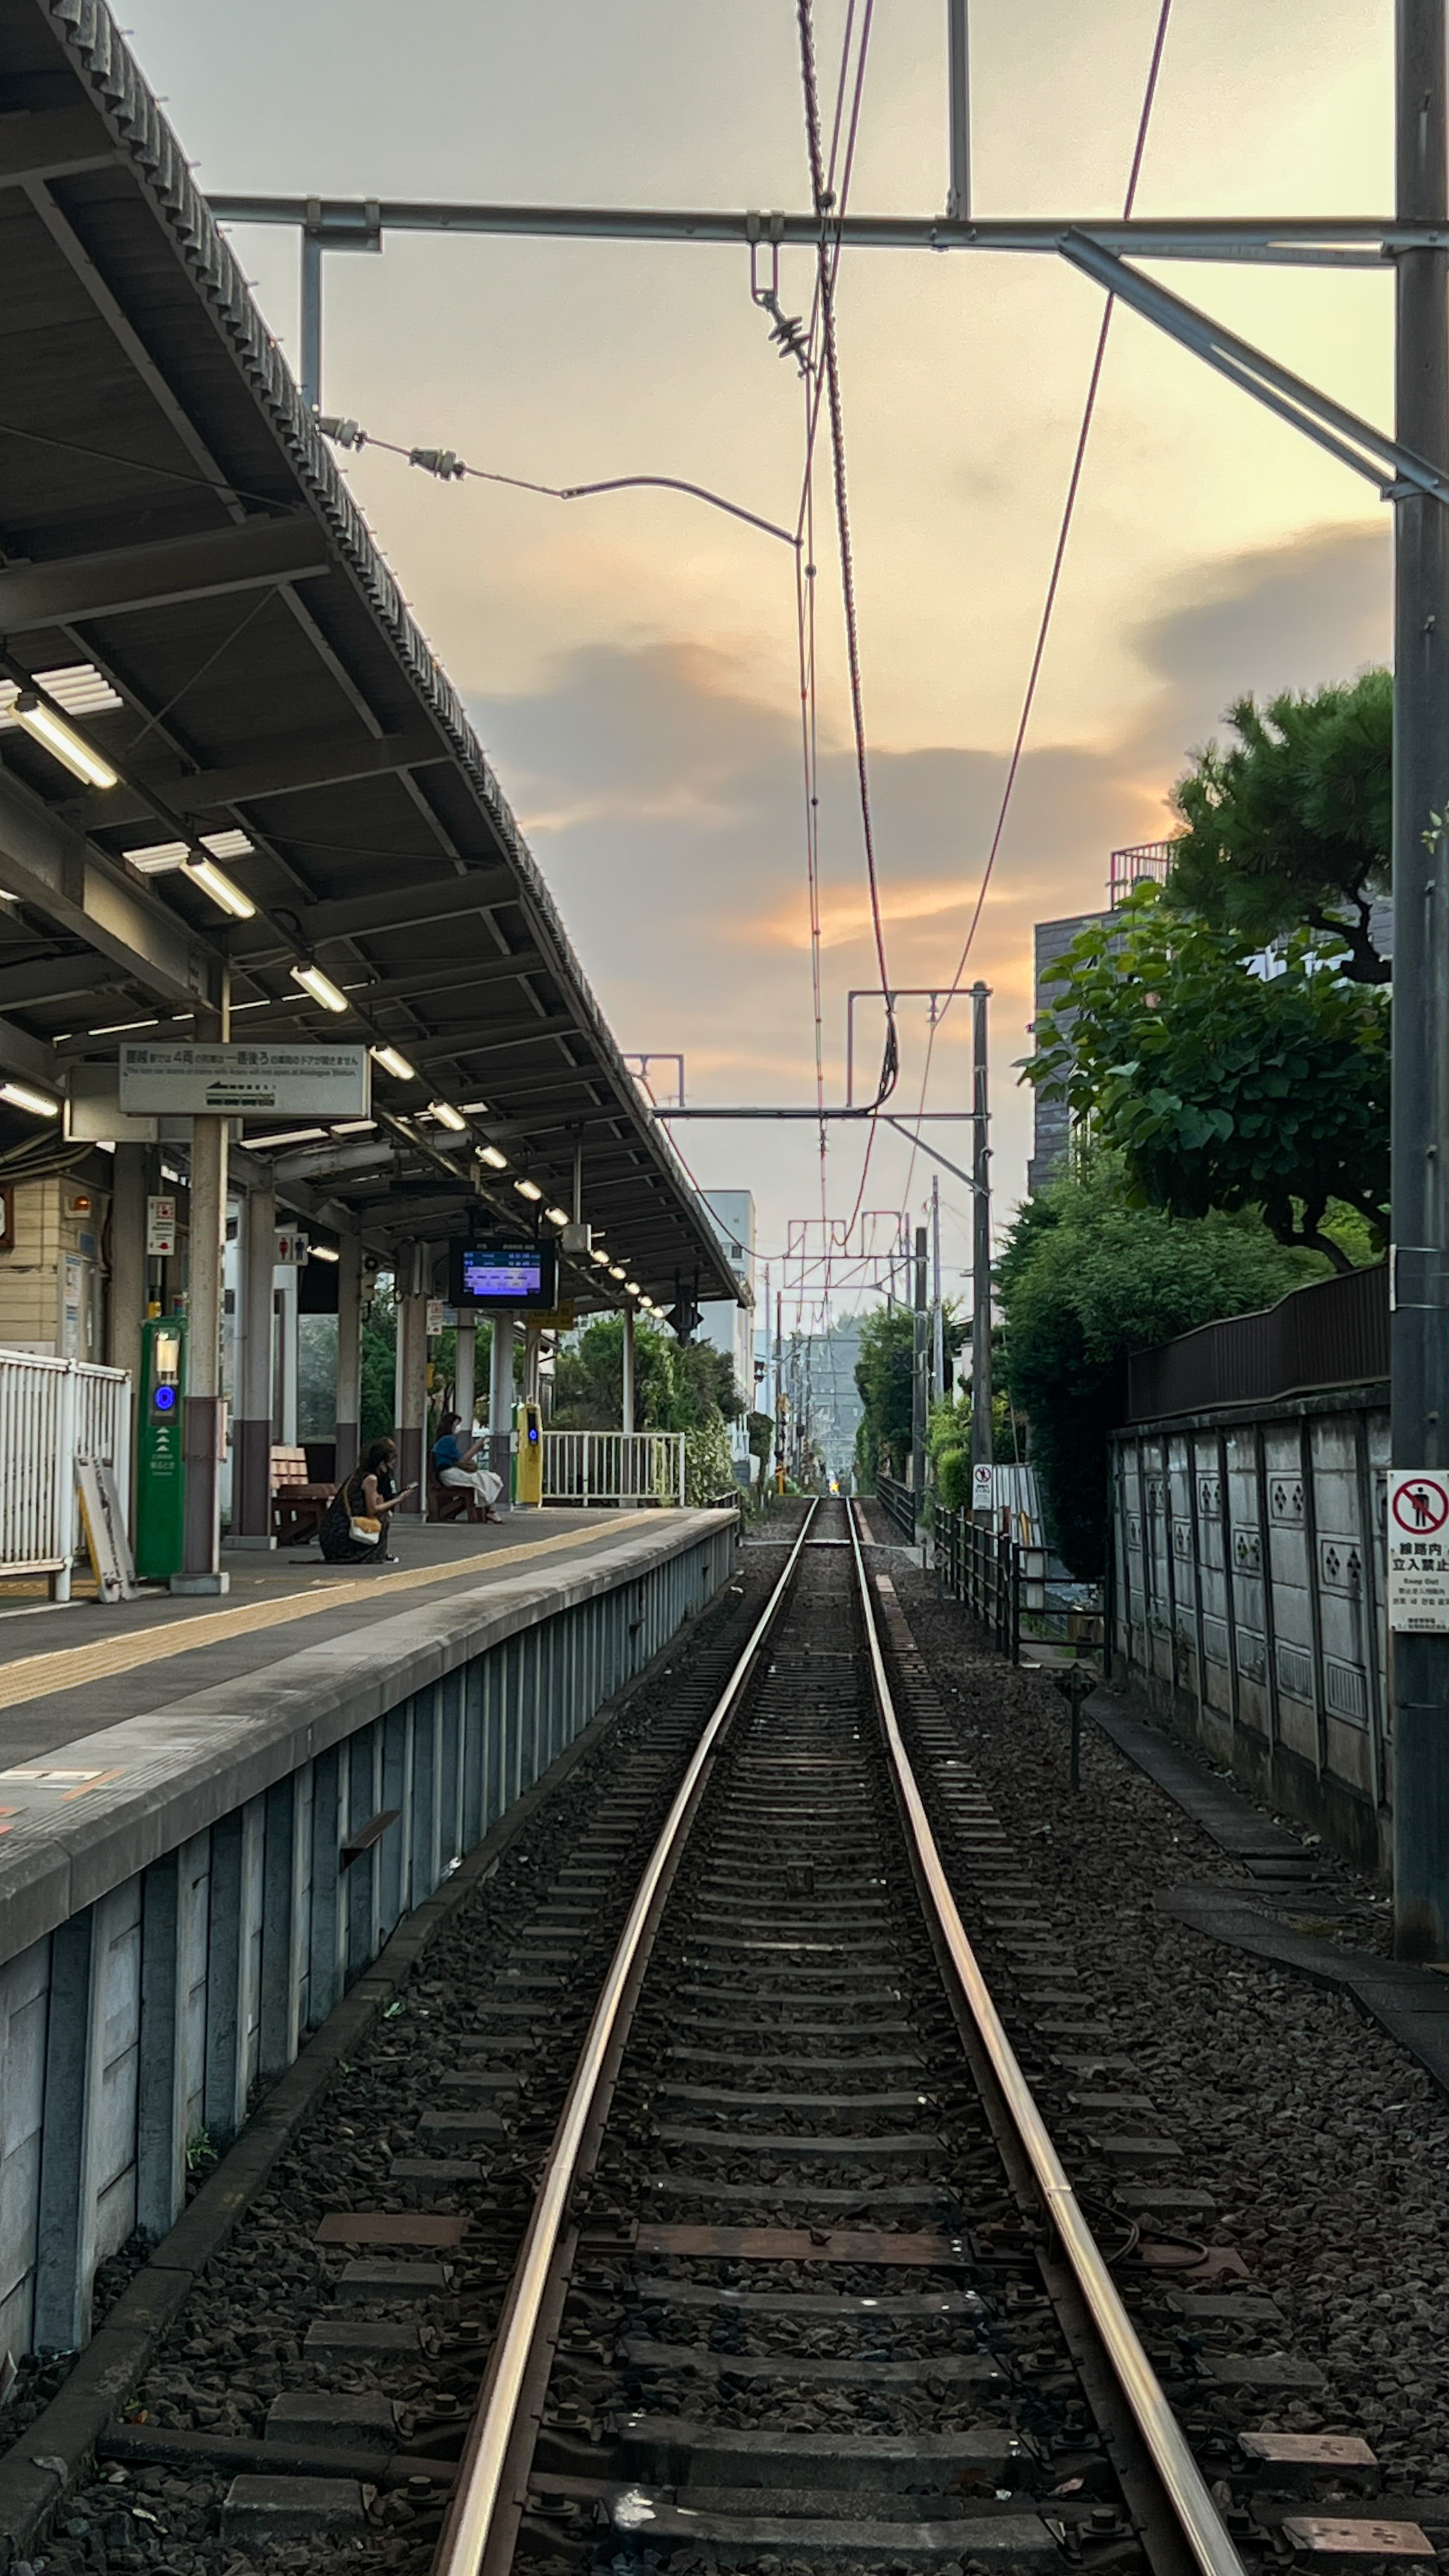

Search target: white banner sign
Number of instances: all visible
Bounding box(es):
[119,1044,370,1119]
[1388,1470,1449,1632]
[146,1195,177,1256]
[972,1463,995,1509]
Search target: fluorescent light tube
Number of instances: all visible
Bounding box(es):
[429,1100,468,1132]
[0,1079,61,1118]
[12,692,118,789]
[591,1246,610,1266]
[545,1204,570,1227]
[370,1044,416,1081]
[477,1143,509,1171]
[290,962,348,1014]
[309,1243,341,1262]
[514,1177,543,1202]
[185,856,255,920]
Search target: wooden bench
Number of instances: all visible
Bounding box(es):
[428,1463,487,1525]
[272,1444,334,1545]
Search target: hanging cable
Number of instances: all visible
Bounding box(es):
[901,0,1175,1202]
[796,0,897,1124]
[316,421,800,548]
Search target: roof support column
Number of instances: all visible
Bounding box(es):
[454,1315,476,1435]
[335,1233,362,1482]
[107,1145,148,1512]
[621,1306,636,1437]
[173,1111,229,1594]
[488,1309,514,1507]
[394,1245,427,1518]
[230,1176,277,1547]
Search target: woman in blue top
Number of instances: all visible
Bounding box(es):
[433,1411,503,1521]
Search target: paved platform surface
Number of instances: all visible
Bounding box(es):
[1090,1685,1449,2100]
[0,1509,655,1765]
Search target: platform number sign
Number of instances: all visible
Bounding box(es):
[1388,1472,1449,1631]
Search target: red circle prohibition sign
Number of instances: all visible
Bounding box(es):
[1392,1476,1449,1536]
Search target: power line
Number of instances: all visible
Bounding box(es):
[901,0,1176,1204]
[797,0,897,1123]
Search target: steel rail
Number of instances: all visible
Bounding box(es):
[430,1499,820,2576]
[845,1502,1248,2576]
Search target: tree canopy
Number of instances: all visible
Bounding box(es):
[1166,672,1390,981]
[997,1158,1327,1575]
[1025,888,1389,1271]
[852,1302,965,1485]
[550,1316,742,1433]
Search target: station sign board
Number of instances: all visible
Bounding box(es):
[1387,1470,1449,1631]
[119,1044,370,1119]
[146,1195,178,1256]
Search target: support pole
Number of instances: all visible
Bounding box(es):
[775,1288,785,1491]
[455,1315,477,1435]
[488,1306,514,1503]
[231,1177,275,1547]
[301,224,323,411]
[621,1305,636,1435]
[176,1091,229,1594]
[912,1223,929,1522]
[1392,0,1449,1959]
[334,1232,362,1482]
[107,1143,147,1393]
[394,1245,427,1517]
[931,1172,945,1403]
[946,0,971,221]
[970,981,994,1522]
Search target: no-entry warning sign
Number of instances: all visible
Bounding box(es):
[1388,1471,1449,1631]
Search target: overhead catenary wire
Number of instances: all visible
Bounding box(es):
[900,0,1176,1206]
[796,0,896,1113]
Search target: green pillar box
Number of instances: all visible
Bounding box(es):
[136,1314,187,1580]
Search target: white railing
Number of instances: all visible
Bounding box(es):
[542,1430,686,1509]
[0,1349,133,1597]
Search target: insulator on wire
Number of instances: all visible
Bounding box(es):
[409,448,467,481]
[318,415,366,449]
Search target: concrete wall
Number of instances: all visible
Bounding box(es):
[0,1512,735,2360]
[0,1178,109,1361]
[1109,1389,1389,1875]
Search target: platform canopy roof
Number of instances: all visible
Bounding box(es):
[0,0,742,1314]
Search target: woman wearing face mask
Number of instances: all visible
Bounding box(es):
[319,1437,415,1563]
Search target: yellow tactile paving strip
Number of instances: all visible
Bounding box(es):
[0,1513,658,1717]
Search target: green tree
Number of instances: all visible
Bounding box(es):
[997,1159,1327,1575]
[1026,888,1389,1271]
[853,1306,915,1482]
[1167,673,1391,982]
[360,1277,396,1448]
[551,1317,739,1433]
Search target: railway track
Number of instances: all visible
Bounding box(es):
[32,1498,1428,2576]
[429,1498,1247,2576]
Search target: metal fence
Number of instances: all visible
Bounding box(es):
[1125,1262,1388,1422]
[936,1506,1104,1667]
[541,1430,687,1509]
[936,1507,1021,1660]
[0,1349,133,1597]
[875,1474,917,1541]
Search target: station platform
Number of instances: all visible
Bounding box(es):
[0,1504,738,2363]
[0,1508,659,1765]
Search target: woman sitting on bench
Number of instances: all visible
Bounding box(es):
[433,1411,504,1522]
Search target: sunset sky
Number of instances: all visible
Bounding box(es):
[122,0,1394,1323]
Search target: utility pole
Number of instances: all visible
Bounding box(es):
[912,1224,929,1524]
[774,1288,786,1492]
[945,0,971,221]
[970,982,994,1522]
[931,1173,945,1404]
[1392,0,1449,1959]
